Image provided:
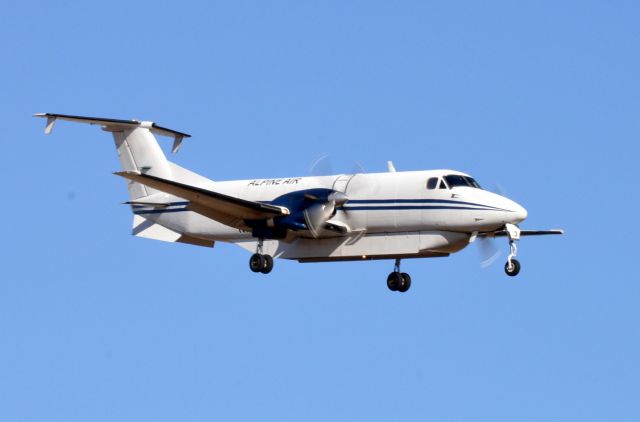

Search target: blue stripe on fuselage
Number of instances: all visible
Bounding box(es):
[263,198,508,211]
[340,205,506,211]
[345,198,506,210]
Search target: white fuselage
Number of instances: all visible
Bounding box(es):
[134,169,527,261]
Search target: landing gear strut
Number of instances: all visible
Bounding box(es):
[504,223,521,277]
[387,258,411,292]
[249,238,274,274]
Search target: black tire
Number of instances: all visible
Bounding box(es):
[387,272,401,291]
[260,255,274,274]
[398,272,412,292]
[504,259,521,277]
[249,253,265,273]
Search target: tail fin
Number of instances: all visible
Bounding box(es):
[112,126,172,199]
[34,113,190,200]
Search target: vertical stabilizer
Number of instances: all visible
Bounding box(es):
[111,127,172,199]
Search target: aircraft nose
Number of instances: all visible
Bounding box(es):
[510,202,528,224]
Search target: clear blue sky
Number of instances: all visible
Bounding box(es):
[2,1,638,420]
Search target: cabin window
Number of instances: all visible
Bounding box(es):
[426,177,438,190]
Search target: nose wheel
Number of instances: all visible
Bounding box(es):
[387,259,411,292]
[504,258,521,276]
[249,238,274,274]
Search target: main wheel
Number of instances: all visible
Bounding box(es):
[504,259,521,277]
[398,272,412,292]
[261,255,274,274]
[387,272,401,291]
[249,253,265,273]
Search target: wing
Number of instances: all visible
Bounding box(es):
[479,229,565,238]
[115,171,289,231]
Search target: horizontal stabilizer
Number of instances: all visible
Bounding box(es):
[116,171,290,230]
[124,200,184,208]
[132,215,214,247]
[34,113,190,153]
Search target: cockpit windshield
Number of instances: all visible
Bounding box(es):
[444,175,482,189]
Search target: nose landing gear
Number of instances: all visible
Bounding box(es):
[387,258,411,292]
[249,238,274,274]
[504,223,521,277]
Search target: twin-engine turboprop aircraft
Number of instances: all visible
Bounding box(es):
[35,113,563,292]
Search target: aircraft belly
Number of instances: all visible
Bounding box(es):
[273,230,470,261]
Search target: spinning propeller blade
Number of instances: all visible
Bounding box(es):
[308,154,366,177]
[476,180,507,267]
[308,153,334,176]
[478,237,502,268]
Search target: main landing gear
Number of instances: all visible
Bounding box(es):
[504,223,521,277]
[387,258,411,293]
[249,238,274,274]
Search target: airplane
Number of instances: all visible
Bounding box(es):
[35,113,563,293]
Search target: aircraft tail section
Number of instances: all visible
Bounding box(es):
[35,113,219,249]
[34,113,194,200]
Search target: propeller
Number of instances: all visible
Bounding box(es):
[308,153,334,176]
[302,192,348,238]
[478,235,502,268]
[476,182,507,268]
[308,153,366,176]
